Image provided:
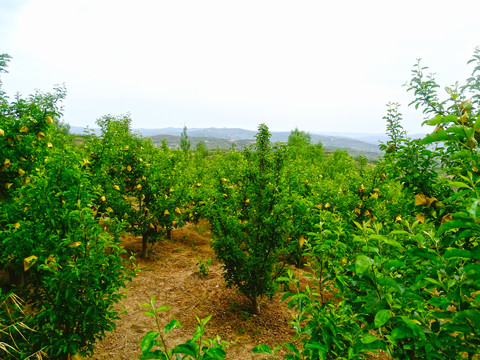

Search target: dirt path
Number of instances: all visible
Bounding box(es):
[89,221,297,359]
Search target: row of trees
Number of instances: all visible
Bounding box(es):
[2,48,480,359]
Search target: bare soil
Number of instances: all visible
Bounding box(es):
[89,220,298,360]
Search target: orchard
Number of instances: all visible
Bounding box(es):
[1,49,480,359]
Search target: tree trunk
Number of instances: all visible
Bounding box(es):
[8,267,24,288]
[250,296,260,315]
[166,228,172,240]
[142,233,149,258]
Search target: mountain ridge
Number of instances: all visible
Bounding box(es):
[69,126,384,158]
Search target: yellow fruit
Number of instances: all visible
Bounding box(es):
[127,165,132,172]
[164,209,170,216]
[5,183,13,189]
[175,207,181,214]
[37,132,45,140]
[100,196,106,202]
[415,194,426,206]
[299,235,305,248]
[136,184,142,190]
[18,168,25,176]
[113,185,120,190]
[19,126,28,133]
[24,177,30,183]
[14,222,20,229]
[0,128,4,136]
[458,112,469,125]
[47,142,53,148]
[24,255,38,271]
[46,116,53,124]
[3,158,11,167]
[441,213,453,224]
[415,213,425,224]
[415,193,437,207]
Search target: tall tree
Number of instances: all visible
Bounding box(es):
[208,124,288,314]
[180,125,191,153]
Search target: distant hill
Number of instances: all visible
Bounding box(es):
[70,126,383,159]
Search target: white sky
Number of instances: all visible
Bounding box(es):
[1,0,480,134]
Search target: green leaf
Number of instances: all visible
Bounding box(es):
[382,239,403,249]
[281,291,295,302]
[284,342,300,355]
[202,347,227,358]
[141,331,159,354]
[156,305,170,313]
[449,124,474,137]
[457,309,480,328]
[198,315,212,327]
[444,248,471,259]
[172,342,198,357]
[468,198,480,219]
[389,230,409,236]
[164,319,182,335]
[421,129,450,144]
[391,326,411,339]
[426,114,457,126]
[361,333,380,344]
[253,344,273,355]
[450,150,474,161]
[374,309,391,328]
[355,255,373,275]
[437,218,480,236]
[400,316,423,338]
[448,181,471,188]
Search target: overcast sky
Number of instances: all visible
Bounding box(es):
[1,0,480,134]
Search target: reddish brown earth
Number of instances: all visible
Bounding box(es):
[89,220,389,360]
[89,220,298,360]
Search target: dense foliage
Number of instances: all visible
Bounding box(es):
[206,124,289,314]
[2,48,480,359]
[0,54,133,359]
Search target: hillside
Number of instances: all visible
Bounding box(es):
[70,126,383,158]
